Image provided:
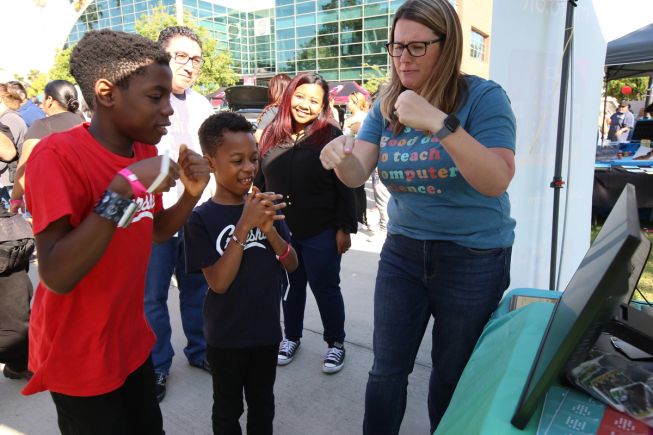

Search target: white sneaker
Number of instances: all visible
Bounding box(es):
[322,342,345,374]
[278,338,300,366]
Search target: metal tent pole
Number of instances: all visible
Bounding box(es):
[549,0,578,290]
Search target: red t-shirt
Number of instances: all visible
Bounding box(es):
[22,123,162,396]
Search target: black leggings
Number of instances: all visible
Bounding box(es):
[0,270,32,371]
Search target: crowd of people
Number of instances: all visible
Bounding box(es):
[0,0,518,434]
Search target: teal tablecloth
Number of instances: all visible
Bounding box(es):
[435,289,559,434]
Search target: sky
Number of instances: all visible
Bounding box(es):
[592,0,653,41]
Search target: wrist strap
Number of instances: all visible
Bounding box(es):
[277,242,292,261]
[231,234,246,248]
[118,168,147,197]
[9,199,23,205]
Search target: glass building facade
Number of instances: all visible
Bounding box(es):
[66,0,403,83]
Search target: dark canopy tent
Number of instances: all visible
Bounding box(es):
[605,23,653,81]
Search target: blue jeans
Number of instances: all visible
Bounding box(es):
[144,235,208,375]
[283,228,345,344]
[363,234,511,435]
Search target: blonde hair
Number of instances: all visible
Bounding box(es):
[0,83,23,111]
[349,92,370,112]
[380,0,467,134]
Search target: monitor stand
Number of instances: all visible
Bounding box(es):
[607,304,653,357]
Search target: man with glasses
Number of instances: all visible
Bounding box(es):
[145,26,214,402]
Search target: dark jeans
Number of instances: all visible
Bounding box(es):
[206,344,278,435]
[144,235,208,374]
[283,228,345,344]
[50,357,163,435]
[363,234,511,435]
[0,270,32,371]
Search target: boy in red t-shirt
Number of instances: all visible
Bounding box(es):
[21,29,210,434]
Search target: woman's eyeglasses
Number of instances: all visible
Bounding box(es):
[385,38,444,58]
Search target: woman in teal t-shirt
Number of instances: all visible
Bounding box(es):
[320,0,516,433]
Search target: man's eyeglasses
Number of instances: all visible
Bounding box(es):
[385,38,444,58]
[173,52,204,69]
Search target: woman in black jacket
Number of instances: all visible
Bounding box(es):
[256,72,357,374]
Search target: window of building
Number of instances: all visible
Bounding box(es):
[470,29,487,61]
[318,58,338,70]
[318,9,338,23]
[341,6,362,20]
[296,1,315,14]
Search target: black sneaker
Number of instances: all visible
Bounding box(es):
[3,365,32,380]
[190,359,211,374]
[277,338,300,366]
[154,372,167,402]
[322,342,345,374]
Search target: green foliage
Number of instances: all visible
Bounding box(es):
[48,46,75,84]
[13,70,49,98]
[606,77,649,101]
[362,64,390,94]
[135,3,238,94]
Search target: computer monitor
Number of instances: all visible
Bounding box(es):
[632,119,653,141]
[511,183,644,429]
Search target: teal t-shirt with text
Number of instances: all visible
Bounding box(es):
[357,75,516,249]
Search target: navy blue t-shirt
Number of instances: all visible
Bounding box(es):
[184,200,290,348]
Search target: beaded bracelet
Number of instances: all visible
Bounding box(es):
[231,234,246,248]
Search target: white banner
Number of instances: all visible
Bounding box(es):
[491,0,606,291]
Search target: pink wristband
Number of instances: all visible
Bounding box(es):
[9,199,23,206]
[277,243,292,261]
[118,168,147,197]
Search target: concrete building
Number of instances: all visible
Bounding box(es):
[65,0,493,84]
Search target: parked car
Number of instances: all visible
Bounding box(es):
[223,85,268,128]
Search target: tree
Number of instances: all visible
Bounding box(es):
[362,64,390,94]
[135,4,239,94]
[607,77,649,101]
[48,46,75,83]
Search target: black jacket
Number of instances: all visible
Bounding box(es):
[255,124,357,239]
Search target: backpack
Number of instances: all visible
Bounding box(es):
[0,211,34,274]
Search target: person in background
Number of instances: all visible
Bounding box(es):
[608,101,635,142]
[255,73,291,143]
[256,72,357,375]
[320,0,516,432]
[185,112,298,435]
[343,91,370,137]
[7,81,45,128]
[10,80,85,214]
[145,25,215,403]
[636,107,651,121]
[343,91,371,231]
[0,122,31,382]
[21,28,210,434]
[368,86,390,234]
[0,84,27,210]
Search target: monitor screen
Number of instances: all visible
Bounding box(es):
[632,119,653,141]
[511,184,644,429]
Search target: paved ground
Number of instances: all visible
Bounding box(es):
[0,187,434,435]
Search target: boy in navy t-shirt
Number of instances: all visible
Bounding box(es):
[184,112,298,434]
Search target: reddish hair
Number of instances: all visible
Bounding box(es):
[259,72,335,157]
